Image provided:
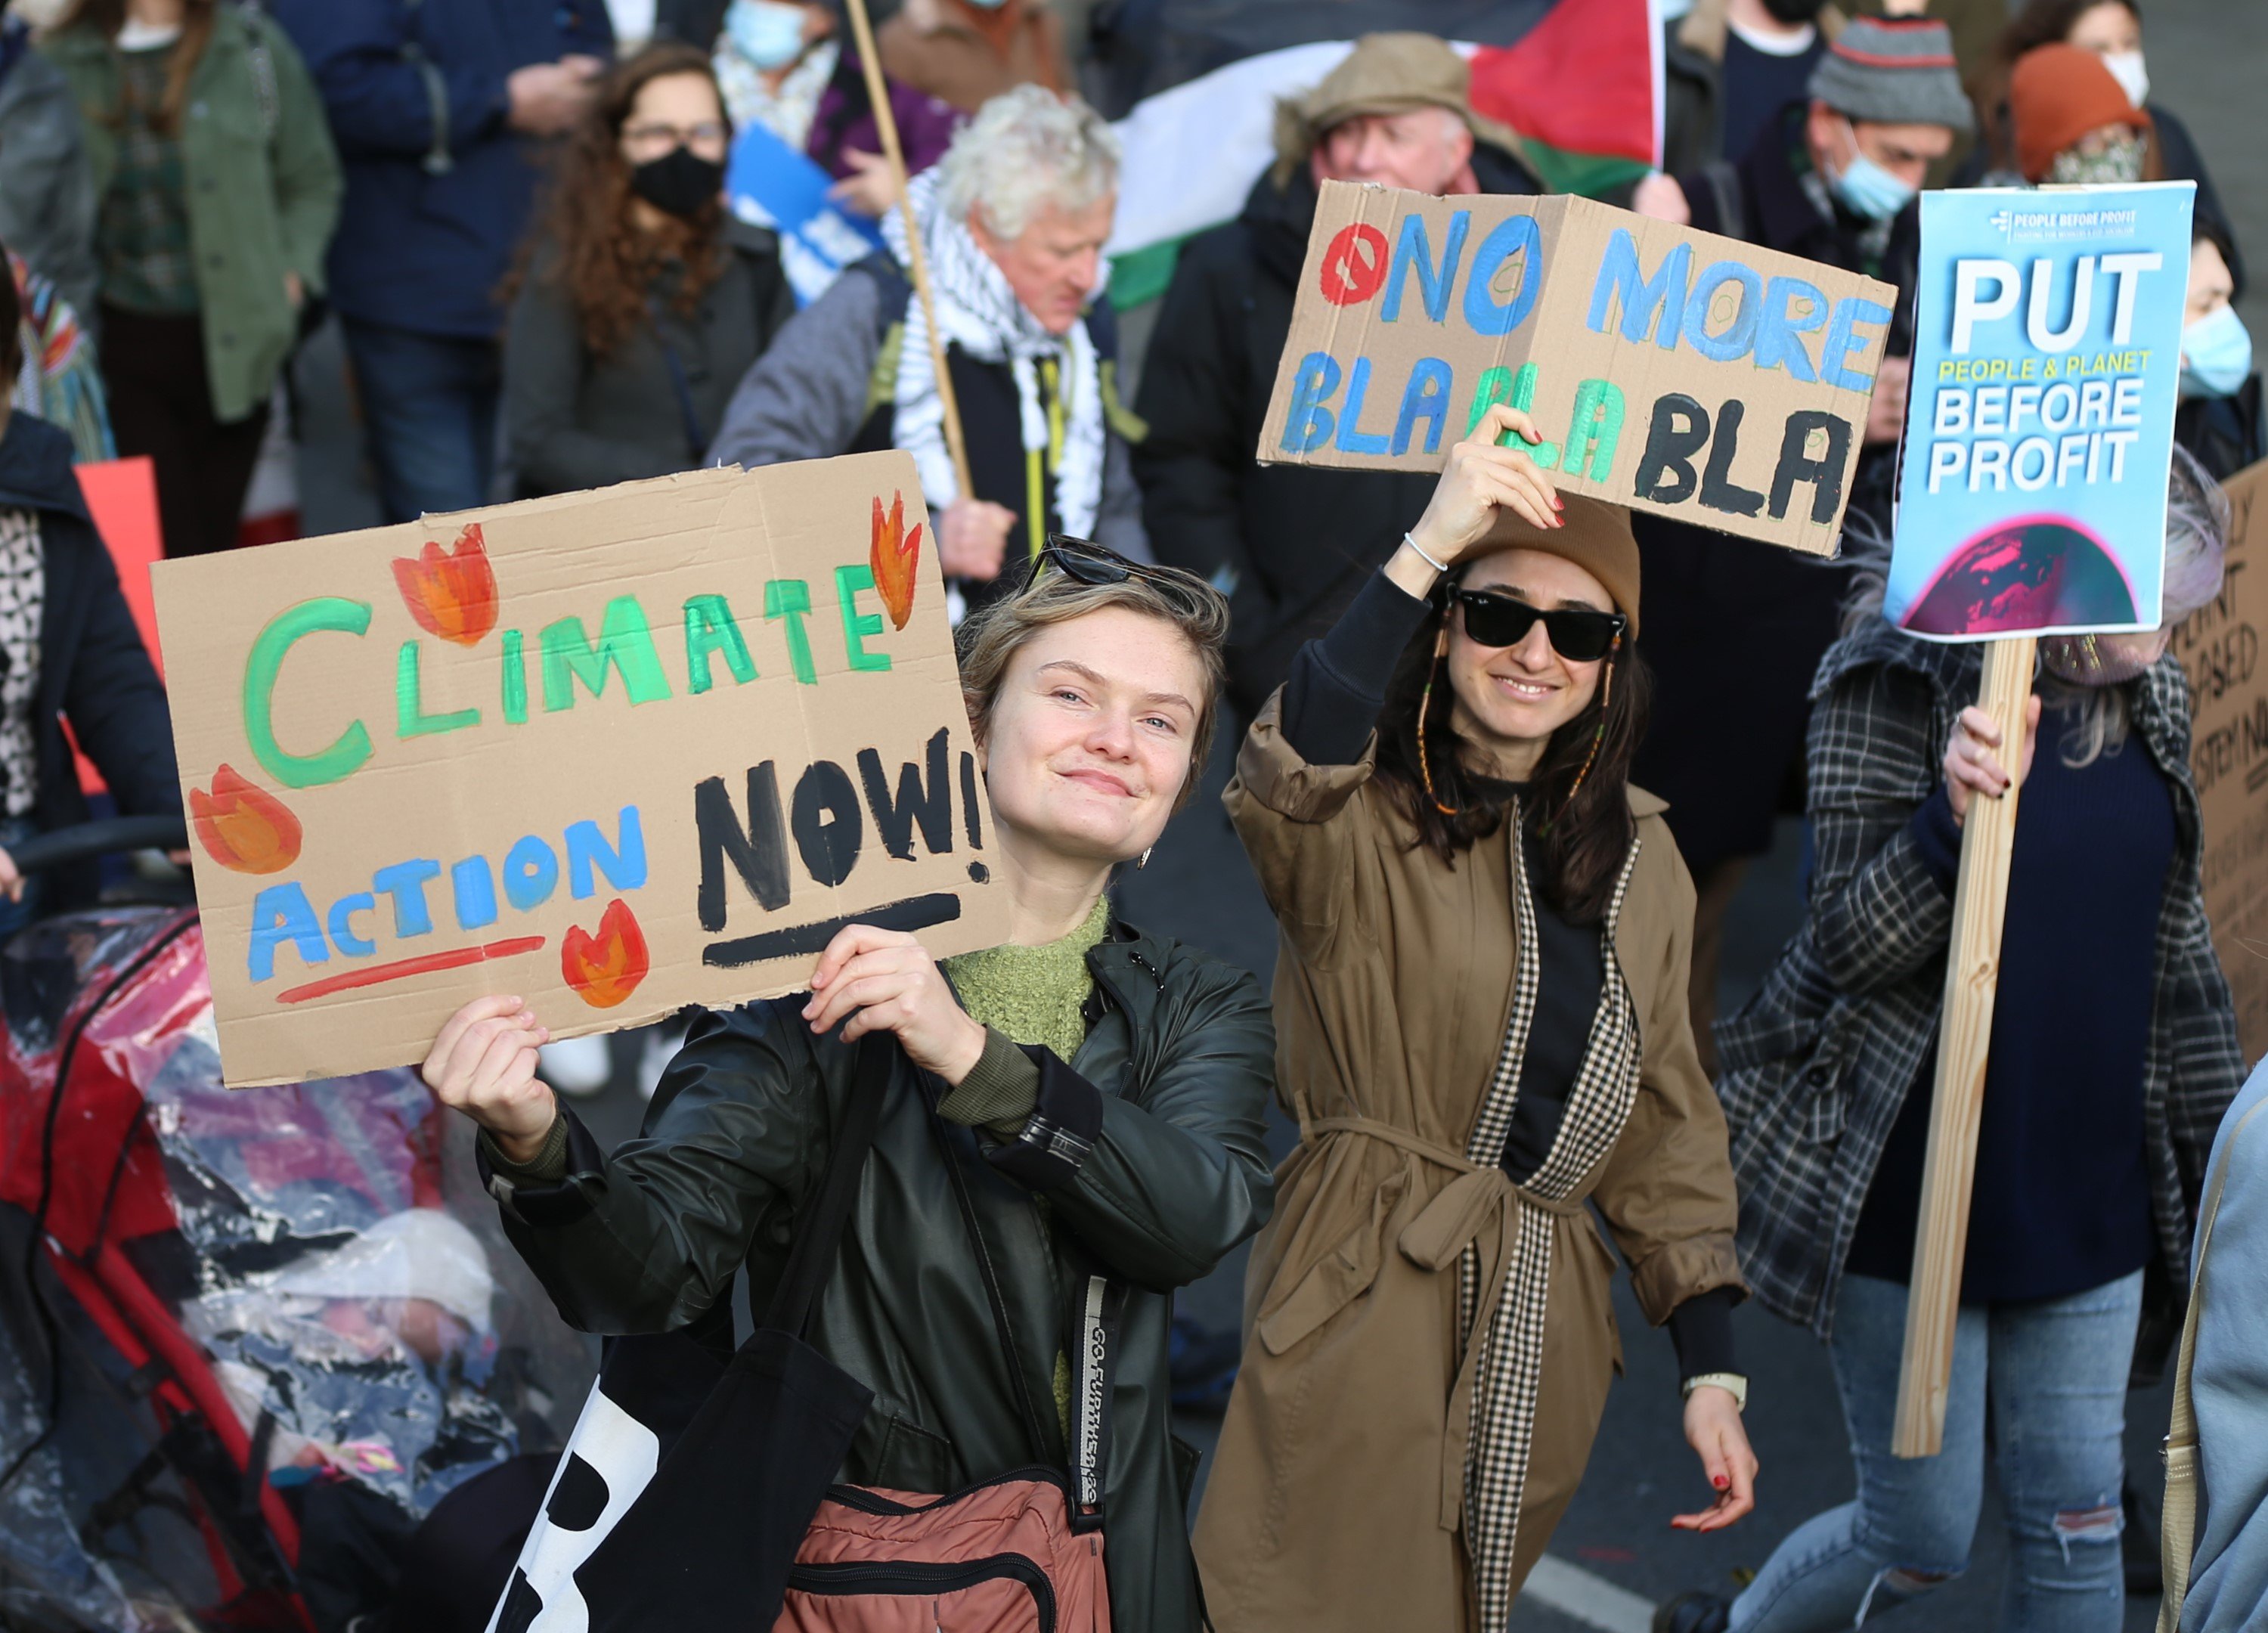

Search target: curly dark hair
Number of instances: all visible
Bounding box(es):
[514,43,733,358]
[1370,581,1653,925]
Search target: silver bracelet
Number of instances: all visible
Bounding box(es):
[1402,531,1449,576]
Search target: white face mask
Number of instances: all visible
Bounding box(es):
[2100,49,2149,108]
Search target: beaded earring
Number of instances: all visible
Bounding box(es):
[1557,634,1622,814]
[1416,618,1459,817]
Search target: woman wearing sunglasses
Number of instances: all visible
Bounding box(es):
[419,544,1274,1632]
[1197,404,1752,1632]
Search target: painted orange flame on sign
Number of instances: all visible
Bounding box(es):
[392,522,499,647]
[190,764,303,875]
[869,491,924,631]
[561,899,649,1009]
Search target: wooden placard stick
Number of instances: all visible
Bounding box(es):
[841,0,976,502]
[1892,633,2037,1458]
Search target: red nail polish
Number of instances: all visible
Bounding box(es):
[1713,1476,1729,1490]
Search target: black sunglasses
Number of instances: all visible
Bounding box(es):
[1450,589,1627,662]
[1039,535,1219,621]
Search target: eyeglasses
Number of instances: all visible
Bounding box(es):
[1451,590,1626,662]
[622,121,730,156]
[1039,535,1221,624]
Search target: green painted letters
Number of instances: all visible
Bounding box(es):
[540,596,673,712]
[501,629,527,724]
[684,593,757,694]
[243,597,373,790]
[833,566,892,674]
[395,641,480,738]
[764,579,816,686]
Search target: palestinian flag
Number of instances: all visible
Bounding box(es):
[1095,0,1665,308]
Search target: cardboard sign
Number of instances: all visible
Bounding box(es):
[1258,181,1898,555]
[2179,458,2268,1066]
[727,121,887,308]
[1888,183,2194,640]
[153,454,1008,1087]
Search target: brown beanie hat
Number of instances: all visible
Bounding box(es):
[2010,44,2152,182]
[1465,491,1642,638]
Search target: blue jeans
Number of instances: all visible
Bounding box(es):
[340,319,500,524]
[1731,1270,2142,1633]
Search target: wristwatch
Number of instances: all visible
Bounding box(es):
[1681,1372,1749,1411]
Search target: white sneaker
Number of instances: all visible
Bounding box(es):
[538,1034,612,1097]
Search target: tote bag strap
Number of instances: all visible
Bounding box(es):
[928,1093,1126,1532]
[2158,1093,2267,1633]
[761,1035,894,1338]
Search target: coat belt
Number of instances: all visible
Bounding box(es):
[1300,1115,1584,1528]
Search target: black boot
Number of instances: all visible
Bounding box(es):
[1653,1591,1733,1633]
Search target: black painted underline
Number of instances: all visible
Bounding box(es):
[702,892,965,968]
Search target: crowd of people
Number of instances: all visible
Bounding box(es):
[0,0,2262,1628]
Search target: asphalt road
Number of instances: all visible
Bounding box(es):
[284,3,2258,1619]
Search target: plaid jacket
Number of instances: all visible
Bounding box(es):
[1716,620,2243,1339]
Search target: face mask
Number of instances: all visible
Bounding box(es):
[2180,303,2254,399]
[631,146,726,218]
[2046,129,2145,185]
[1828,123,1913,222]
[2100,49,2149,107]
[1760,0,1826,24]
[962,0,1009,9]
[725,0,808,69]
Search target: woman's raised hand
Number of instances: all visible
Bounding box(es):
[1405,402,1565,569]
[421,996,556,1164]
[803,925,988,1085]
[1944,697,2043,825]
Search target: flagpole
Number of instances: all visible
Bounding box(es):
[841,0,977,504]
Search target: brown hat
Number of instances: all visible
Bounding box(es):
[1464,491,1643,638]
[2010,44,2152,183]
[1272,33,1525,179]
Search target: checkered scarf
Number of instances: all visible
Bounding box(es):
[1457,801,1646,1631]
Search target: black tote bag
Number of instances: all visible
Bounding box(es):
[492,1037,891,1632]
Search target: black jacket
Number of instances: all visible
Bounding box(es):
[1132,147,1541,718]
[1641,107,1923,874]
[0,411,179,896]
[505,221,795,497]
[487,921,1276,1633]
[2175,377,2265,484]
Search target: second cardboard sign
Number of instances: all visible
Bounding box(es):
[1259,181,1898,556]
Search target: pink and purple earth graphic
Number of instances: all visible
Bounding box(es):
[1899,516,2137,637]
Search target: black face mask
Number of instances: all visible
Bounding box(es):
[1758,0,1826,23]
[629,145,725,219]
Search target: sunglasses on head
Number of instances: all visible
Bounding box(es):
[1040,535,1219,621]
[1450,589,1626,663]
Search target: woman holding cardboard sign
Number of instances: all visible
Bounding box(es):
[419,547,1273,1632]
[1196,403,1752,1631]
[1657,448,2244,1633]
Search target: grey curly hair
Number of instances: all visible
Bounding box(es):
[937,85,1121,240]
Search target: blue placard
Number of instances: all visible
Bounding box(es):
[1888,182,2195,640]
[726,121,888,308]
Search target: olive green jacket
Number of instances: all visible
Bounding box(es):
[486,922,1278,1633]
[45,11,340,423]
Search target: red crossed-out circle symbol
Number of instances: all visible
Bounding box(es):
[1318,223,1389,306]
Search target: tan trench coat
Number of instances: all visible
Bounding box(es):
[1194,701,1745,1631]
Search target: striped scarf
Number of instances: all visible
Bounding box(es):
[878,169,1105,542]
[1457,801,1646,1630]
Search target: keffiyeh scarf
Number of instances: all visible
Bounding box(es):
[879,169,1105,541]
